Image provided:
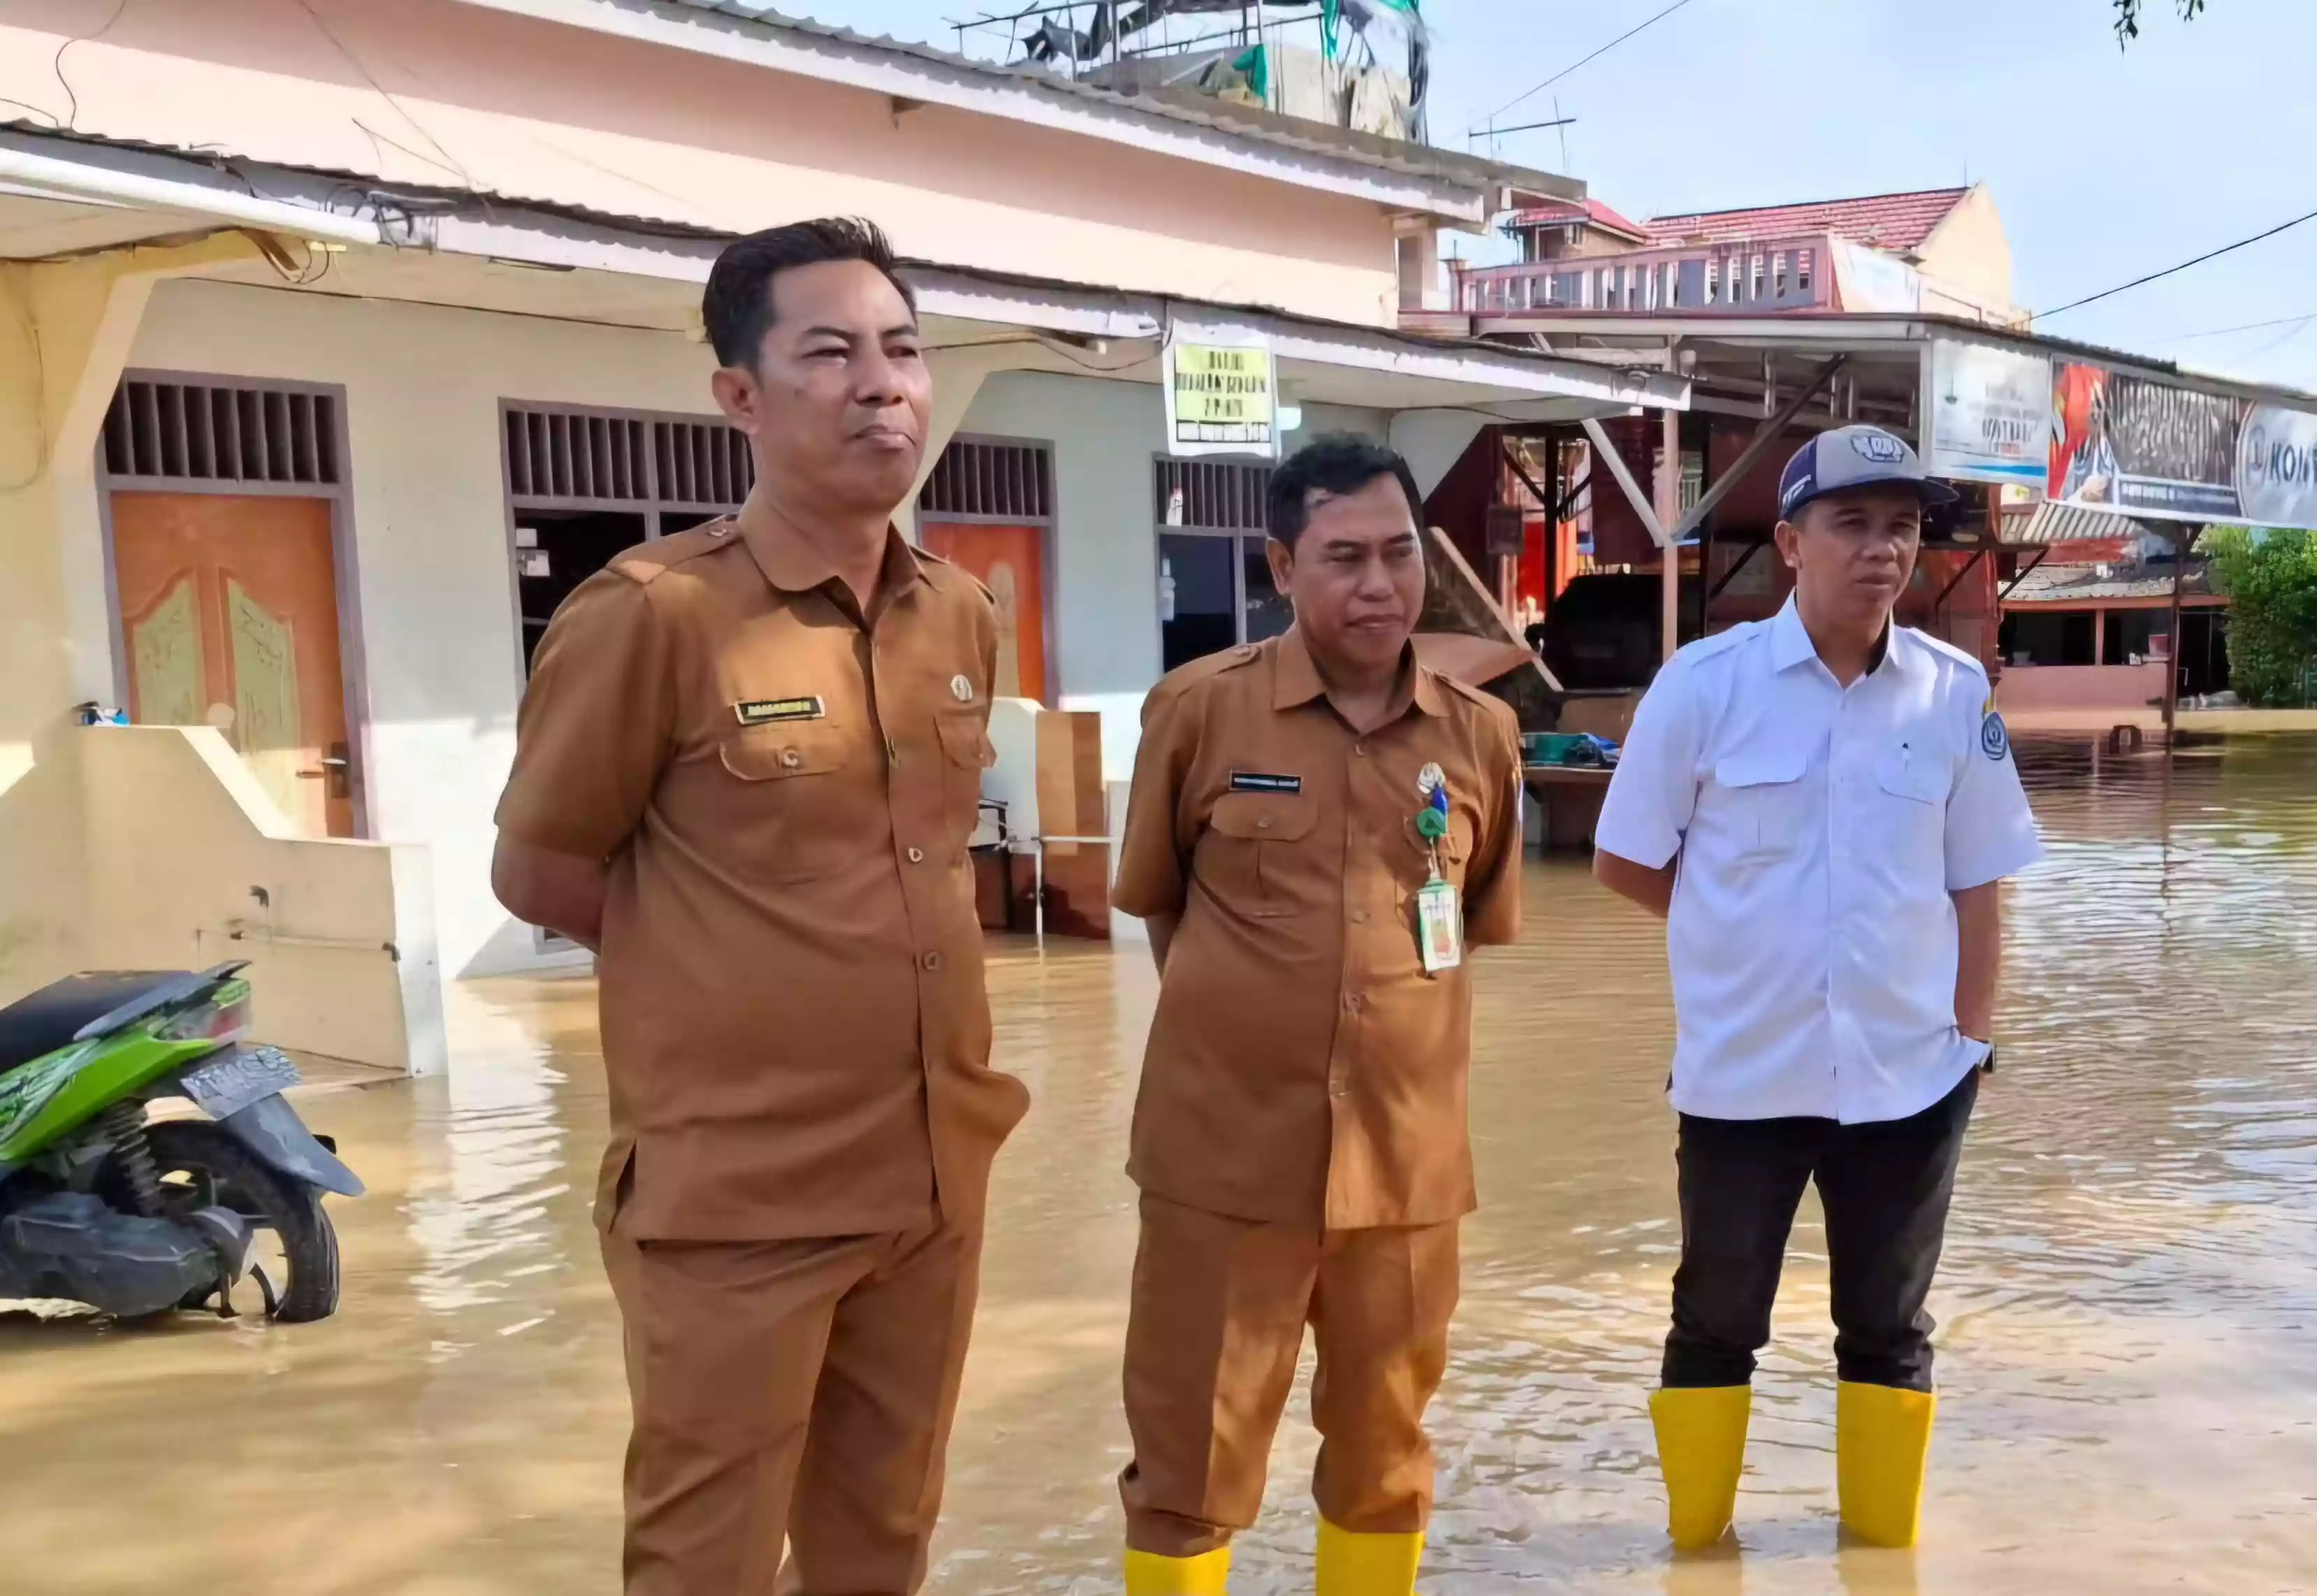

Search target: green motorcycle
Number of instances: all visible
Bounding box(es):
[0,962,362,1322]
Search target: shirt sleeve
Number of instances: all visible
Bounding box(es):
[494,570,677,861]
[1945,679,2044,890]
[1111,682,1199,920]
[1462,702,1526,946]
[1593,658,1702,869]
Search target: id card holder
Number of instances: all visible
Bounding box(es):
[1416,878,1462,973]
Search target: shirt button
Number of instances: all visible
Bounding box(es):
[1329,1080,1348,1098]
[1342,993,1361,1013]
[1351,908,1370,923]
[780,748,802,769]
[1353,743,1367,757]
[921,952,941,971]
[1256,817,1272,831]
[907,846,925,863]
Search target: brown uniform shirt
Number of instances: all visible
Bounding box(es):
[1112,628,1525,1231]
[495,518,1029,1242]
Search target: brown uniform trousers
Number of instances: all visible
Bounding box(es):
[1110,630,1524,1557]
[497,518,1028,1595]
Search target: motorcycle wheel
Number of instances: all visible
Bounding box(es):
[140,1119,341,1323]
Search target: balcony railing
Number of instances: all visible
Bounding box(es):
[1460,231,1837,316]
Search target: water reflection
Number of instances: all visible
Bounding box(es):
[1,737,2314,1594]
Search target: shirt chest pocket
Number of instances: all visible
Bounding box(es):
[718,725,855,883]
[1199,790,1321,918]
[1870,743,1951,857]
[933,711,996,856]
[1710,748,1811,861]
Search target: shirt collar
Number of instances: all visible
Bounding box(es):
[1272,627,1446,718]
[741,514,924,605]
[1769,593,1901,680]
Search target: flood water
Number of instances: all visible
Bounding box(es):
[6,734,2317,1595]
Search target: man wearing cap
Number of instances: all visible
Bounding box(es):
[1592,425,2043,1551]
[1110,433,1525,1596]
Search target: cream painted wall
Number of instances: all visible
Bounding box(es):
[79,727,443,1074]
[1,246,254,1003]
[127,277,725,979]
[1917,185,2016,312]
[0,0,1403,328]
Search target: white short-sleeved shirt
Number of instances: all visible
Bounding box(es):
[1595,597,2044,1125]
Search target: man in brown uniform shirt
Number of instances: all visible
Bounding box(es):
[1112,435,1525,1596]
[491,219,1026,1596]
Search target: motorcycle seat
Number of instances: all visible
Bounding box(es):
[0,971,191,1073]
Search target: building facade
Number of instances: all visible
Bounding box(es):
[1457,184,2024,326]
[0,0,1685,1068]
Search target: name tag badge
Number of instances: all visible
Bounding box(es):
[734,696,825,726]
[1228,771,1302,795]
[1416,879,1462,974]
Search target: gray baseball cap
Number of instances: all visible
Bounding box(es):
[1778,425,1959,521]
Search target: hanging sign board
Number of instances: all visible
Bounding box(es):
[1164,331,1277,458]
[2236,405,2317,528]
[1922,338,2051,491]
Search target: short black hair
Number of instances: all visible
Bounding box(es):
[1266,433,1425,549]
[702,217,917,369]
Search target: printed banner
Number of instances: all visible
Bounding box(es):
[2236,404,2317,528]
[2049,361,2249,522]
[1922,339,2052,489]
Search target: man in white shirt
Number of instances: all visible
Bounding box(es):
[1593,425,2043,1553]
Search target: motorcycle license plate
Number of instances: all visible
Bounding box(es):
[182,1045,303,1121]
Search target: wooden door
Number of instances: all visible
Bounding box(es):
[920,522,1049,704]
[110,493,354,837]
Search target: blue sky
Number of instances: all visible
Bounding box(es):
[831,1,2317,391]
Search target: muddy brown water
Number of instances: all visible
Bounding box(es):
[6,734,2316,1595]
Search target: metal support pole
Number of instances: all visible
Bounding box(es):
[2163,526,2198,743]
[1933,545,1989,609]
[1659,405,1682,661]
[1028,834,1114,954]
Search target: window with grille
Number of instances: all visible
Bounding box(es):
[918,438,1054,521]
[101,377,341,486]
[1154,457,1270,532]
[501,404,752,511]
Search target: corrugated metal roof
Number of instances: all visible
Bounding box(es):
[655,0,1563,194]
[2007,501,2150,545]
[2007,561,2214,604]
[1645,187,1970,252]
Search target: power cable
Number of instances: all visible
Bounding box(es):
[1474,0,1701,130]
[2151,309,2317,344]
[2032,203,2317,323]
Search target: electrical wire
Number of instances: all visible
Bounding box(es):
[53,0,131,131]
[1474,0,1701,130]
[2031,202,2317,323]
[293,0,476,189]
[2151,309,2317,344]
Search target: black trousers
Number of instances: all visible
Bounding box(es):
[1663,1070,1979,1393]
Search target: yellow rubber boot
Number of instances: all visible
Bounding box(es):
[1648,1386,1752,1550]
[1125,1546,1232,1596]
[1314,1520,1423,1596]
[1836,1381,1937,1548]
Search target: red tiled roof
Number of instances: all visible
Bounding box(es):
[1504,198,1650,242]
[1643,187,1970,252]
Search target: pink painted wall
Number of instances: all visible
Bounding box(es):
[0,0,1400,325]
[1997,662,2167,713]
